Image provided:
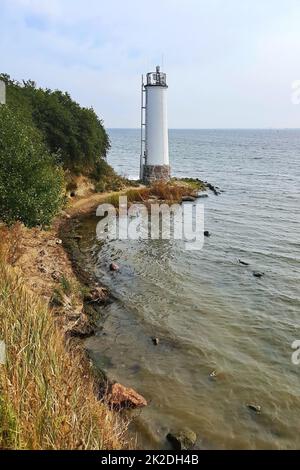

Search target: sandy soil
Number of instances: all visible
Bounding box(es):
[66,186,140,216]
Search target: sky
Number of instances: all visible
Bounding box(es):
[1,0,300,128]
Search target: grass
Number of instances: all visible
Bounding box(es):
[0,257,127,450]
[103,180,204,209]
[0,222,24,266]
[0,176,206,450]
[171,177,206,191]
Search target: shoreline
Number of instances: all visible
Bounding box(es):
[0,187,138,450]
[0,178,208,450]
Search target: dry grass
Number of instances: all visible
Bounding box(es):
[0,223,24,266]
[149,180,195,202]
[103,180,201,209]
[0,178,204,450]
[0,258,127,450]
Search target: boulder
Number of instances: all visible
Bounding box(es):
[167,428,197,450]
[61,210,71,219]
[206,183,221,196]
[204,231,211,237]
[68,317,96,339]
[182,196,196,202]
[51,271,61,281]
[238,259,250,266]
[108,382,147,410]
[253,271,264,278]
[84,286,109,304]
[247,403,261,414]
[152,337,159,346]
[72,234,82,241]
[110,262,120,272]
[38,264,48,273]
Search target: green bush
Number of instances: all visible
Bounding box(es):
[95,180,107,193]
[0,74,110,175]
[0,106,65,227]
[92,159,129,191]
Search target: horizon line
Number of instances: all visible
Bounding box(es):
[108,127,300,131]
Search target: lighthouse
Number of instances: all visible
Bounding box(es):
[140,66,170,183]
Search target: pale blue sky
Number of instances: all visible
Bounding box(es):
[1,0,300,128]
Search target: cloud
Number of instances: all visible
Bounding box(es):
[1,0,300,127]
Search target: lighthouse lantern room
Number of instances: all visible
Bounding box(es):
[140,66,170,183]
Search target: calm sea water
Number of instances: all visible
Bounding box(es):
[79,129,300,449]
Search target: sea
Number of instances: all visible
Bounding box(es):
[77,129,300,449]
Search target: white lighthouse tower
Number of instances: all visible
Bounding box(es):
[140,66,170,183]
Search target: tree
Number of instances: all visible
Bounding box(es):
[0,74,110,176]
[0,106,65,227]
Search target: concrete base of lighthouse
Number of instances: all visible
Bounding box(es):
[142,164,171,185]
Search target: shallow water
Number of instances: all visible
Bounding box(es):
[79,129,300,449]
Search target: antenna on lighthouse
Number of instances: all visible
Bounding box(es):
[140,66,170,184]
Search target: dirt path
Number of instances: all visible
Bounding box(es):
[66,186,141,217]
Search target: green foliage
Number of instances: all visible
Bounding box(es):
[0,106,65,227]
[171,177,206,191]
[93,159,129,192]
[94,180,107,193]
[0,74,110,175]
[0,394,17,449]
[59,275,72,296]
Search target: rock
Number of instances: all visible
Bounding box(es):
[84,286,109,304]
[247,403,261,414]
[70,191,76,198]
[109,262,120,272]
[108,382,147,410]
[182,196,196,202]
[68,317,96,339]
[206,183,221,196]
[152,337,159,346]
[38,264,48,273]
[196,193,209,198]
[239,259,250,266]
[39,249,48,257]
[253,271,264,278]
[209,370,226,381]
[61,210,71,219]
[55,238,63,245]
[72,234,82,241]
[51,271,61,281]
[66,312,82,321]
[204,231,211,237]
[167,428,197,450]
